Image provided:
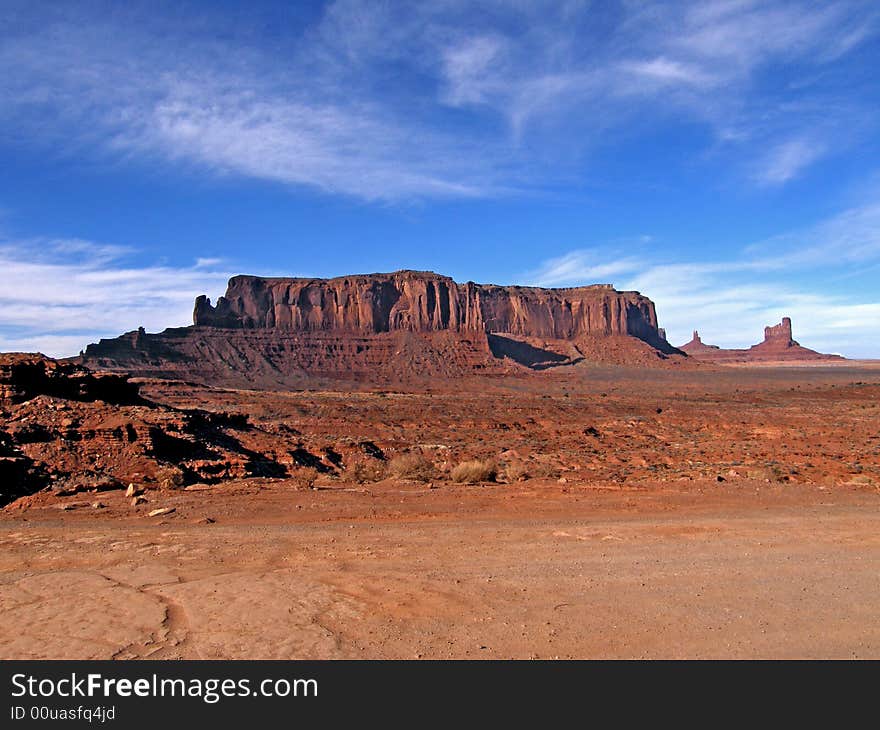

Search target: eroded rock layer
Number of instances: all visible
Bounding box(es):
[0,355,382,505]
[82,271,681,384]
[1,353,139,407]
[193,271,668,343]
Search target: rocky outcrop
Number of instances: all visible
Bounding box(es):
[0,354,361,506]
[679,318,843,362]
[680,331,721,356]
[1,353,140,407]
[762,317,794,345]
[192,271,671,347]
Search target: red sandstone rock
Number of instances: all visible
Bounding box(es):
[0,354,373,505]
[0,353,139,407]
[193,271,666,342]
[679,318,843,362]
[680,330,722,356]
[82,271,682,384]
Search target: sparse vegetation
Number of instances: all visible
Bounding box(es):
[387,453,435,482]
[746,464,790,483]
[351,460,386,484]
[504,462,530,482]
[291,467,319,490]
[845,474,875,486]
[156,466,186,489]
[451,459,498,484]
[529,462,561,480]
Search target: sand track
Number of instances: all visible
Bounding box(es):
[2,483,879,659]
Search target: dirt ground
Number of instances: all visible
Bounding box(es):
[2,362,879,659]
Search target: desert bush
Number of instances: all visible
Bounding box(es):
[504,462,530,482]
[747,465,786,483]
[156,466,186,489]
[845,474,875,486]
[530,462,561,480]
[451,459,498,484]
[291,467,319,490]
[351,460,387,484]
[387,453,435,482]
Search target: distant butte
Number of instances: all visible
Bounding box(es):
[80,270,687,386]
[680,317,843,362]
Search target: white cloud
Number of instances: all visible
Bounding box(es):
[747,199,880,266]
[441,35,508,107]
[525,199,880,357]
[0,1,874,199]
[642,280,880,358]
[528,250,643,287]
[621,57,717,88]
[0,238,232,357]
[753,137,827,185]
[141,88,495,200]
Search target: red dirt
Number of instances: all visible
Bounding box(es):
[2,360,879,659]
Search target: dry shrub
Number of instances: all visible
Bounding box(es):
[291,467,319,490]
[351,460,387,484]
[451,459,498,484]
[504,462,530,482]
[388,453,435,482]
[847,474,875,486]
[155,466,186,489]
[747,465,787,483]
[530,462,561,480]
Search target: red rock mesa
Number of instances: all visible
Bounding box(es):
[81,270,684,385]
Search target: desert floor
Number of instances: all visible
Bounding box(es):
[2,362,879,659]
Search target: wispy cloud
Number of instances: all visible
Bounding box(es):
[441,35,509,107]
[530,250,646,287]
[753,136,827,185]
[621,57,717,89]
[143,86,496,200]
[525,198,880,357]
[0,238,232,357]
[746,199,880,266]
[0,1,875,199]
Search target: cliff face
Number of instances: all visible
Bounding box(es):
[81,270,683,386]
[192,271,669,347]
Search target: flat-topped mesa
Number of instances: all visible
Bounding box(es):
[193,271,669,346]
[81,269,684,385]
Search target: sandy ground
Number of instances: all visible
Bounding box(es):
[2,362,879,659]
[2,481,879,659]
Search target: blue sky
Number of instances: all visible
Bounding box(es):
[1,0,879,357]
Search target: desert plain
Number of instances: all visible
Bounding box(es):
[3,361,879,660]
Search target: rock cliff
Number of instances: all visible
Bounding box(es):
[192,271,669,346]
[81,270,682,385]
